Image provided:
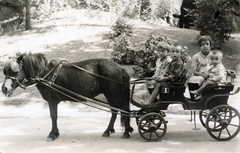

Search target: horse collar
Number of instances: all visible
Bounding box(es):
[49,62,64,85]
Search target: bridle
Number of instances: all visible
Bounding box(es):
[4,60,30,90]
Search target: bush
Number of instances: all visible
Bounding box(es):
[109,17,173,77]
[111,34,136,64]
[110,17,135,64]
[188,0,234,49]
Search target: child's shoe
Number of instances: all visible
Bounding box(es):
[190,90,199,95]
[195,94,203,100]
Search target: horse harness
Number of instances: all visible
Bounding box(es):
[6,57,151,91]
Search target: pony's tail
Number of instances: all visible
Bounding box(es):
[120,68,130,127]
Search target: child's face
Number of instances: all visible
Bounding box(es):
[210,55,220,66]
[171,47,182,60]
[155,47,169,58]
[200,40,211,55]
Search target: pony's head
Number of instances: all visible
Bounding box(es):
[2,53,48,96]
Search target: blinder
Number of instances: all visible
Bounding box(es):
[4,58,27,89]
[10,60,20,72]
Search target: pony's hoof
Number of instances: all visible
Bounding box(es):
[46,136,55,141]
[102,132,110,137]
[46,134,58,141]
[121,134,130,138]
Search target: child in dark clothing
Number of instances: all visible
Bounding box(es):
[143,44,184,106]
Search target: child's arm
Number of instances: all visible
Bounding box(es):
[164,59,183,82]
[192,54,209,79]
[209,65,226,82]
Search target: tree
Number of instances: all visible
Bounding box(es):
[25,0,31,30]
[0,0,31,31]
[188,0,239,49]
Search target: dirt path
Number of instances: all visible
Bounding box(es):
[0,102,240,153]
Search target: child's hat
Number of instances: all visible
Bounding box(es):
[157,42,171,51]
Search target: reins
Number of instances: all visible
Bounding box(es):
[40,60,152,85]
[6,59,152,90]
[61,60,151,85]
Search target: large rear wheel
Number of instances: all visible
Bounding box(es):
[199,109,210,128]
[206,105,240,141]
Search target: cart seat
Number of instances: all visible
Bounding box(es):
[159,82,186,101]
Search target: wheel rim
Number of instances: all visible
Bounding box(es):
[199,109,210,128]
[206,105,240,141]
[138,113,167,141]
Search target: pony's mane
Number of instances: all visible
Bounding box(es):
[21,53,48,78]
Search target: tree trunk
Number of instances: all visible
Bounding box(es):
[25,0,31,30]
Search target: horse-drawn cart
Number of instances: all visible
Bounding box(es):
[2,53,240,141]
[130,76,240,141]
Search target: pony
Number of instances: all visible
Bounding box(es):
[1,53,133,141]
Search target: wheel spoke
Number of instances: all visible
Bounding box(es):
[211,125,221,131]
[229,124,239,128]
[231,114,237,118]
[216,111,223,120]
[158,128,165,131]
[142,121,148,128]
[149,131,152,140]
[217,129,222,138]
[226,127,231,137]
[223,108,228,119]
[154,131,160,138]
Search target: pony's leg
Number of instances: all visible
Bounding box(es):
[102,109,117,137]
[46,101,60,141]
[121,108,134,138]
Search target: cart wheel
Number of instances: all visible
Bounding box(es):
[138,113,167,141]
[199,109,210,128]
[206,105,240,141]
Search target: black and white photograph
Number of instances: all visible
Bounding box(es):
[0,0,240,153]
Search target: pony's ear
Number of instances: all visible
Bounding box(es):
[16,54,23,62]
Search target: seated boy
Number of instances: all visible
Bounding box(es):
[190,50,226,100]
[146,41,172,94]
[143,44,184,106]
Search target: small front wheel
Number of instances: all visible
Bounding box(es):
[206,105,240,141]
[138,113,167,141]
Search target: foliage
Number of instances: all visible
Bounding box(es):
[109,15,173,77]
[121,2,139,19]
[133,34,172,77]
[109,17,133,39]
[188,0,234,49]
[110,17,135,64]
[111,34,136,64]
[151,0,171,20]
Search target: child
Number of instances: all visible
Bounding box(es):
[144,44,184,106]
[146,41,172,93]
[190,50,226,100]
[188,35,213,99]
